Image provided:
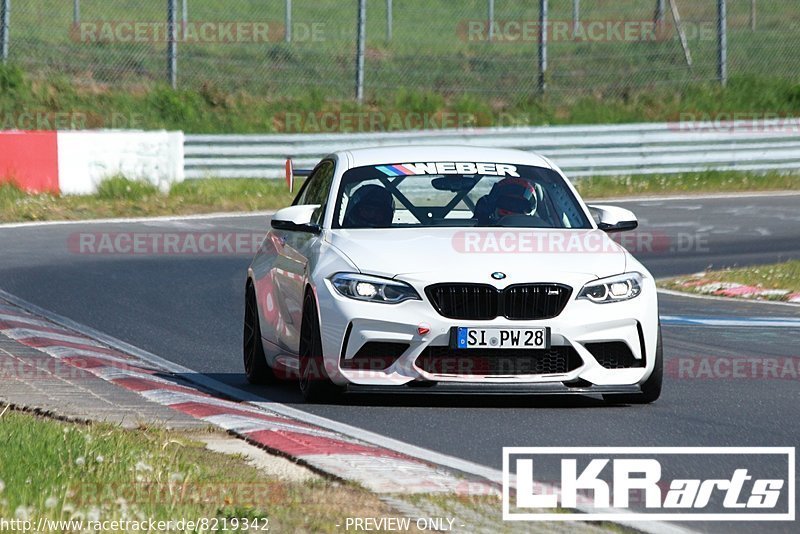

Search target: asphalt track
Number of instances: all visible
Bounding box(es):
[1,192,799,533]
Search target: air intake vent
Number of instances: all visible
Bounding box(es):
[416,346,582,376]
[585,342,643,369]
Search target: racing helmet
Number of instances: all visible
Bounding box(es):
[343,184,395,228]
[490,177,538,218]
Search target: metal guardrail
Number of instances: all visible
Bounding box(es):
[184,122,800,179]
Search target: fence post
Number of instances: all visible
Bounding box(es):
[355,0,366,103]
[1,0,9,64]
[285,0,292,43]
[386,0,392,42]
[538,0,547,94]
[655,0,665,25]
[572,0,579,34]
[718,0,727,87]
[73,0,80,25]
[182,0,188,35]
[488,0,494,41]
[750,0,756,31]
[167,0,177,88]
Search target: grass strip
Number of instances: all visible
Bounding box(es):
[0,408,409,533]
[0,177,294,222]
[574,171,800,199]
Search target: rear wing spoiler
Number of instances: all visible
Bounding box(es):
[285,159,313,193]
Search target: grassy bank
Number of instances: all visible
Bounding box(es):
[1,171,797,223]
[0,408,406,532]
[3,64,800,133]
[660,260,800,303]
[574,170,800,199]
[0,177,294,222]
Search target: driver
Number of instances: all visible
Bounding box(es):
[342,184,395,228]
[474,177,538,225]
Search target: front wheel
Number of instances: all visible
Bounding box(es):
[298,291,344,403]
[604,324,663,405]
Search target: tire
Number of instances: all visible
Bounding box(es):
[604,324,663,405]
[298,291,343,403]
[243,283,276,384]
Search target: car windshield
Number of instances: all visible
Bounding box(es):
[332,162,592,229]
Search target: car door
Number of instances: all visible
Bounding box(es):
[271,160,335,354]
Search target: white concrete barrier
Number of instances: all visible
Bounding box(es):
[57,130,184,194]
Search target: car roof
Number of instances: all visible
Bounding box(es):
[340,145,554,170]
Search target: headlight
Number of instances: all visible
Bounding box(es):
[330,273,421,304]
[578,272,643,304]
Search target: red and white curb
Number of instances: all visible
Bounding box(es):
[670,278,800,305]
[0,298,497,496]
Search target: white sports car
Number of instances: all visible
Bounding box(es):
[244,146,661,403]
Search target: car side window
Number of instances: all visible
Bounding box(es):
[294,160,335,225]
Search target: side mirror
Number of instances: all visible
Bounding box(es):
[588,204,639,233]
[271,205,322,234]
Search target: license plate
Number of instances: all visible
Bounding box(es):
[452,327,550,349]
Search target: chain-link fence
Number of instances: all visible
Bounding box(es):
[1,1,798,103]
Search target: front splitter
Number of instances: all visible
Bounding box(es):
[346,381,641,396]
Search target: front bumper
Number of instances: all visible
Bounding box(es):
[315,275,659,389]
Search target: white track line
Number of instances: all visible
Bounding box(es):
[661,315,800,328]
[0,288,693,534]
[657,288,800,309]
[587,190,800,203]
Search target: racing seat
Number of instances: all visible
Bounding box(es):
[342,184,395,228]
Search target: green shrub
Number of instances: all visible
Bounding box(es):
[0,64,26,93]
[147,86,204,125]
[95,176,160,201]
[0,181,26,202]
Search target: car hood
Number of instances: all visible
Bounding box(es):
[327,227,628,282]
